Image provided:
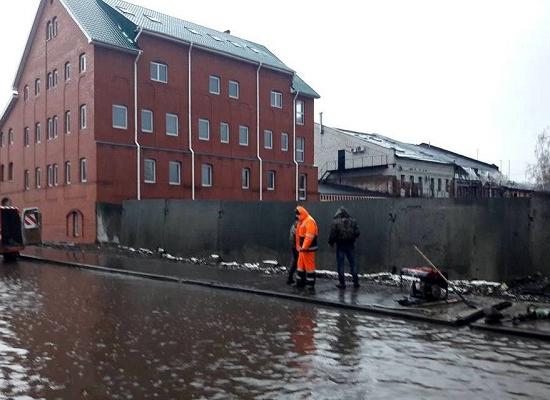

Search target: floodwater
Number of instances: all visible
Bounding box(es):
[1,261,549,400]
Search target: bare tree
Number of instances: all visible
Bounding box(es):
[528,127,550,191]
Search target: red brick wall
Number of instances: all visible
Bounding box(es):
[0,0,97,242]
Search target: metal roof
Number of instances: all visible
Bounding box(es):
[102,0,294,73]
[292,74,320,99]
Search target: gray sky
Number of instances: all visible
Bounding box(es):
[2,0,549,182]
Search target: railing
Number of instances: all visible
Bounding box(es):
[318,154,390,181]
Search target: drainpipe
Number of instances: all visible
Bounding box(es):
[256,62,263,201]
[134,46,143,200]
[188,43,195,200]
[293,90,300,201]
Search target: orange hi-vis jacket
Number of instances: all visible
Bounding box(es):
[295,206,318,252]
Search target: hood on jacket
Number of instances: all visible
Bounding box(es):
[334,206,351,219]
[295,206,310,222]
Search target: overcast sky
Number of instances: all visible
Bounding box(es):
[2,0,549,182]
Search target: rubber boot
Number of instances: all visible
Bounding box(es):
[296,270,306,288]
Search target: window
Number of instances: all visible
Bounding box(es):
[209,75,220,94]
[35,79,40,96]
[0,165,4,182]
[141,109,153,133]
[80,158,88,183]
[438,178,442,191]
[201,164,212,187]
[24,170,30,190]
[24,127,30,147]
[48,117,57,140]
[267,170,276,190]
[239,125,249,146]
[445,179,450,192]
[299,174,307,200]
[53,116,58,138]
[296,137,305,162]
[0,132,3,147]
[229,80,239,99]
[53,164,59,186]
[53,69,58,87]
[79,53,87,73]
[47,72,53,90]
[35,167,41,189]
[8,129,13,145]
[241,168,250,189]
[198,118,210,140]
[271,91,282,108]
[410,176,414,183]
[150,62,167,83]
[65,161,71,184]
[24,85,29,101]
[220,122,229,143]
[281,132,288,151]
[8,163,13,181]
[47,165,53,187]
[166,113,178,136]
[264,130,273,149]
[112,105,128,129]
[35,123,41,143]
[52,17,58,37]
[144,159,156,183]
[80,105,87,129]
[68,210,82,238]
[64,62,71,81]
[169,161,181,185]
[296,100,304,125]
[46,21,52,40]
[64,111,71,134]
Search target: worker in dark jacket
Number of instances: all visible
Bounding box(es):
[328,206,360,289]
[286,220,299,285]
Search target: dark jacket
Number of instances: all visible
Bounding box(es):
[328,207,360,246]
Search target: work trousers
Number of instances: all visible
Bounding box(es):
[297,250,316,288]
[336,243,358,286]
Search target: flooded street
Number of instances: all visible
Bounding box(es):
[1,261,550,399]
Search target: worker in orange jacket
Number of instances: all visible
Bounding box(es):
[295,206,318,289]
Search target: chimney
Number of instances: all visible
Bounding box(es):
[319,112,324,134]
[224,30,231,34]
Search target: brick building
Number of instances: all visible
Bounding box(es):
[0,0,319,242]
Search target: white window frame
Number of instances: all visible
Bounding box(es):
[209,75,220,95]
[201,164,212,187]
[296,137,305,163]
[53,164,59,186]
[241,168,250,189]
[144,159,156,183]
[53,69,58,87]
[267,170,276,191]
[80,105,87,130]
[65,161,71,185]
[53,116,58,138]
[169,161,181,185]
[65,111,71,134]
[47,164,53,187]
[112,105,128,130]
[150,62,168,83]
[166,113,179,136]
[220,122,229,144]
[35,167,41,189]
[281,132,288,152]
[296,99,305,125]
[228,80,239,99]
[239,125,249,146]
[24,127,30,147]
[24,169,30,190]
[198,118,210,141]
[79,53,87,73]
[80,158,88,183]
[141,109,153,133]
[35,79,40,96]
[35,123,41,144]
[264,130,273,149]
[299,173,307,200]
[65,62,71,81]
[271,91,282,108]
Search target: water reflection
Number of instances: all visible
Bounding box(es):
[1,261,550,399]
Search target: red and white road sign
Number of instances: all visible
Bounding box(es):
[24,213,38,229]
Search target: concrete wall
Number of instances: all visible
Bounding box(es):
[119,196,550,281]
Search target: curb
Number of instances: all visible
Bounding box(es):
[20,253,468,327]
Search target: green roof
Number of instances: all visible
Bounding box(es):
[292,75,320,99]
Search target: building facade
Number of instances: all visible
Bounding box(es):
[0,0,319,242]
[315,123,520,199]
